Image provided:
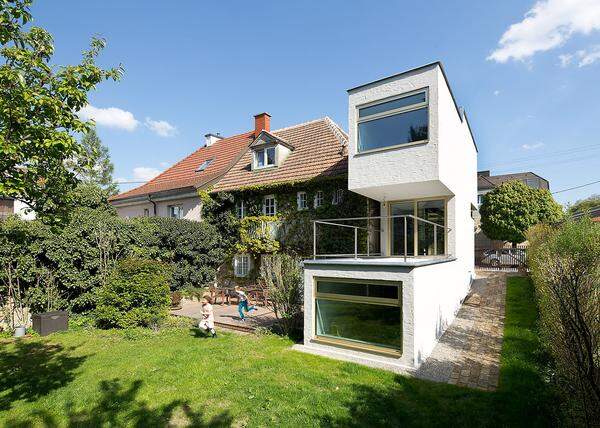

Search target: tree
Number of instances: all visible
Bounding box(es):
[0,0,122,224]
[480,180,563,244]
[66,128,118,195]
[567,194,600,216]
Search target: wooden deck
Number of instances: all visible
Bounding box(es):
[171,299,277,333]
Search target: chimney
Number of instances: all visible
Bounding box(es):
[254,112,271,137]
[478,170,491,177]
[204,133,223,147]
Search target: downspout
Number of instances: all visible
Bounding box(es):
[148,194,157,216]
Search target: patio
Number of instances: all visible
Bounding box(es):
[171,299,277,332]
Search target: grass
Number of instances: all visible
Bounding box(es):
[0,277,556,427]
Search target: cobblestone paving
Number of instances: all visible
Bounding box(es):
[416,272,507,391]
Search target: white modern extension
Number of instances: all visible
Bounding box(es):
[294,62,478,372]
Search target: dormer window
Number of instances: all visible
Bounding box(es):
[255,147,276,169]
[196,158,214,172]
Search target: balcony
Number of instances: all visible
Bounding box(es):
[311,214,451,263]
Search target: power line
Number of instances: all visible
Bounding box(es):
[483,143,600,169]
[552,179,600,195]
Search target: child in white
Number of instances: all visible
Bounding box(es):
[199,295,217,338]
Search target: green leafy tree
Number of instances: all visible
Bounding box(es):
[480,180,563,244]
[0,0,122,224]
[66,128,118,195]
[567,194,600,216]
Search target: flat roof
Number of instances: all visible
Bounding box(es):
[303,256,456,268]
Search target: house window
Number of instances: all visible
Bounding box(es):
[314,191,323,208]
[254,147,276,169]
[315,279,402,352]
[169,205,184,219]
[477,194,484,206]
[143,208,150,217]
[390,199,446,256]
[236,200,245,219]
[332,189,344,205]
[524,178,540,189]
[263,195,276,216]
[357,90,428,153]
[233,254,250,277]
[297,192,307,210]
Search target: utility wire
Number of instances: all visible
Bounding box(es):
[552,179,600,194]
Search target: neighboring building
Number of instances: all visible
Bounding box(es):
[294,62,478,372]
[0,197,36,220]
[475,170,550,250]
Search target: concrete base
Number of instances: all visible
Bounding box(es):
[292,342,415,375]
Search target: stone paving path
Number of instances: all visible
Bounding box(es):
[415,272,507,391]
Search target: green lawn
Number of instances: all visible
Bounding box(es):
[0,277,556,427]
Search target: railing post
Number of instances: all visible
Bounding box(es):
[354,227,358,259]
[313,221,316,260]
[367,228,370,257]
[404,216,408,262]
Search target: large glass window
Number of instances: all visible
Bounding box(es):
[315,279,402,351]
[390,199,445,256]
[357,90,428,153]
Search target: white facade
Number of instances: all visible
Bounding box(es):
[295,62,477,372]
[113,193,202,221]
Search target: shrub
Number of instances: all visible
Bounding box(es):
[259,254,303,336]
[130,217,223,290]
[95,258,172,329]
[527,218,600,425]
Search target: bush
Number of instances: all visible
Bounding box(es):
[527,218,600,425]
[95,258,172,329]
[259,253,303,336]
[130,217,223,290]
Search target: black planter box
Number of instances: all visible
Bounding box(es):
[32,311,68,336]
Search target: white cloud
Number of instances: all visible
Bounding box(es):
[144,117,177,137]
[488,0,600,63]
[132,167,161,182]
[559,53,573,67]
[577,45,600,66]
[522,142,545,150]
[493,90,501,96]
[78,105,139,131]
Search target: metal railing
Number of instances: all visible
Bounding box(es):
[313,214,450,261]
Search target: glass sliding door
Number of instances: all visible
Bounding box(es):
[390,199,446,256]
[315,279,402,351]
[417,200,445,256]
[390,201,414,256]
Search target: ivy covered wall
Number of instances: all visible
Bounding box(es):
[202,175,379,282]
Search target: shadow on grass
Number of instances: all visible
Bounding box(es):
[4,378,233,428]
[0,340,88,411]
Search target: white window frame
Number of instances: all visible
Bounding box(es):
[236,200,245,219]
[297,191,307,211]
[314,190,323,208]
[263,195,277,216]
[356,88,429,154]
[233,254,250,277]
[332,189,344,205]
[168,205,184,219]
[254,146,276,169]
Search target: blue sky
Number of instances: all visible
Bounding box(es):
[32,0,600,205]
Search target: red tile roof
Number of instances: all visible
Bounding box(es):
[110,117,348,201]
[110,132,253,201]
[213,117,348,192]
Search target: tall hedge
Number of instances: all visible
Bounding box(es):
[130,217,223,290]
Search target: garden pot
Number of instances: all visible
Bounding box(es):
[14,326,26,338]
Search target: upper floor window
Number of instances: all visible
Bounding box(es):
[524,178,540,189]
[254,147,276,169]
[314,191,323,208]
[236,200,245,219]
[357,90,428,153]
[143,208,150,217]
[332,189,344,205]
[477,194,484,206]
[297,192,307,211]
[263,195,277,216]
[169,205,184,219]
